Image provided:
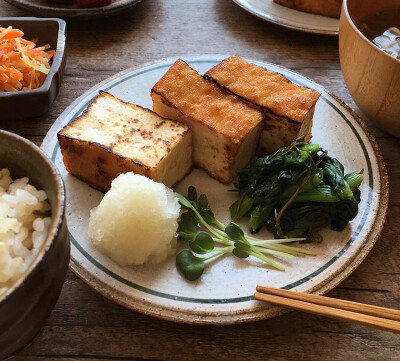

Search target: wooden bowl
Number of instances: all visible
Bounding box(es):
[339,0,400,137]
[0,131,70,359]
[0,18,66,121]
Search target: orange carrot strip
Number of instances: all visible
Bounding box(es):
[0,28,24,41]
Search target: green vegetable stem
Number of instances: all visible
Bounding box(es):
[175,187,313,281]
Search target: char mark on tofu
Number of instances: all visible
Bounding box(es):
[58,91,193,191]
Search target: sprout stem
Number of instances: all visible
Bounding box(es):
[254,247,295,259]
[250,251,285,271]
[275,170,312,238]
[211,227,231,241]
[213,219,227,231]
[201,246,234,261]
[212,237,233,246]
[191,207,228,240]
[248,237,306,244]
[263,243,316,256]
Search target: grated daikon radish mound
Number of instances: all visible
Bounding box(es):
[88,172,180,266]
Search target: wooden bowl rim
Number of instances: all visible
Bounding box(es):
[342,0,400,65]
[0,130,66,304]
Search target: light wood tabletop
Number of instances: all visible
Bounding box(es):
[1,1,399,360]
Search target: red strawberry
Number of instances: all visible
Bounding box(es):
[73,0,111,8]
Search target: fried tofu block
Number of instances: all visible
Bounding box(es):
[58,91,192,192]
[206,55,320,154]
[151,59,263,184]
[273,0,342,18]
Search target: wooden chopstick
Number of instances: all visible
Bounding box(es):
[254,286,400,333]
[256,286,400,321]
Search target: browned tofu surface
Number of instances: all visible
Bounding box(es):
[206,55,320,154]
[151,59,263,183]
[151,59,262,144]
[273,0,342,18]
[206,55,320,124]
[58,91,192,192]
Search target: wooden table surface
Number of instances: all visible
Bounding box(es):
[2,1,399,360]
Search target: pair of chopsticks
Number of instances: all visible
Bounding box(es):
[254,286,400,333]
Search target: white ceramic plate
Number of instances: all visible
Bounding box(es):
[5,0,143,19]
[232,0,340,35]
[42,55,388,324]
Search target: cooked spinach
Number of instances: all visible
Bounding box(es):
[231,138,363,240]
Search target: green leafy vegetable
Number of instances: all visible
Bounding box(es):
[232,138,363,239]
[230,194,254,221]
[248,205,272,232]
[322,163,345,192]
[174,187,314,281]
[174,192,194,209]
[190,232,215,254]
[176,250,205,281]
[177,211,199,239]
[232,242,251,259]
[290,185,340,203]
[187,185,197,202]
[197,194,209,208]
[225,222,245,242]
[344,172,364,191]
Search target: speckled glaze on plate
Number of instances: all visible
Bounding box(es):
[5,0,143,19]
[232,0,340,35]
[41,55,388,324]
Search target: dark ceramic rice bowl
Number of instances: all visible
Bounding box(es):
[0,130,70,359]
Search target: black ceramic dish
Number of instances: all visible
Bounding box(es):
[0,130,70,360]
[4,0,143,20]
[0,17,66,121]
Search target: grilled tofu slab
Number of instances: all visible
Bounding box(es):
[58,91,192,192]
[151,59,263,184]
[273,0,342,18]
[206,55,320,154]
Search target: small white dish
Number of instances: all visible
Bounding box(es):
[232,0,340,35]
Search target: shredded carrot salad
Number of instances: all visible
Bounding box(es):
[0,26,55,92]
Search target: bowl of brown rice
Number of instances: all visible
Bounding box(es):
[0,130,69,359]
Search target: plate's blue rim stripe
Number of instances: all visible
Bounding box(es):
[52,60,373,304]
